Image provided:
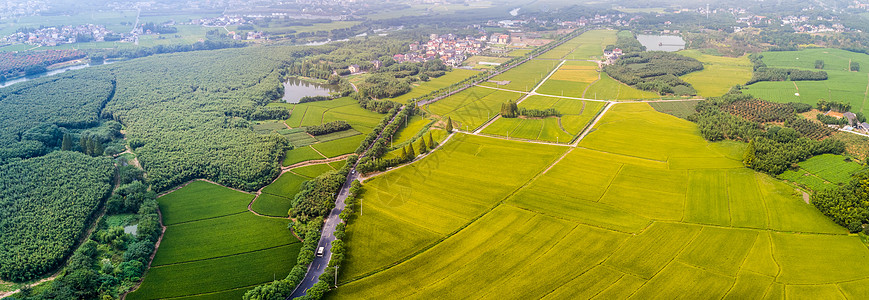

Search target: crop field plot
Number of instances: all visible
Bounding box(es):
[478,59,560,92]
[129,182,298,299]
[337,97,869,298]
[391,115,433,146]
[254,171,312,217]
[286,97,383,133]
[282,145,326,167]
[649,100,700,119]
[581,103,711,161]
[585,72,660,100]
[679,50,753,97]
[798,154,862,184]
[536,61,600,97]
[565,30,619,60]
[310,134,366,158]
[290,163,335,178]
[157,180,252,226]
[388,69,480,103]
[481,96,603,142]
[340,134,564,280]
[424,86,523,130]
[743,48,869,112]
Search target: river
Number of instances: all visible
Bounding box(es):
[0,60,121,88]
[282,77,339,103]
[636,34,686,52]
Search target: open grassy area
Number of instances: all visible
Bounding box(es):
[386,69,480,103]
[424,86,523,131]
[478,59,560,92]
[462,56,511,69]
[743,48,869,113]
[128,181,298,299]
[679,50,753,97]
[333,101,863,298]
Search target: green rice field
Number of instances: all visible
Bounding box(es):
[585,72,660,100]
[743,48,869,113]
[332,102,863,299]
[778,154,863,192]
[679,50,753,97]
[386,69,480,103]
[478,59,560,92]
[480,95,604,143]
[424,86,523,131]
[127,181,298,299]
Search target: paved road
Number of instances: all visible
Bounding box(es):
[289,106,405,298]
[289,171,358,298]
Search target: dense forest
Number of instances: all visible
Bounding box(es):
[101,47,306,192]
[0,152,114,282]
[813,170,869,232]
[603,52,703,95]
[0,72,115,155]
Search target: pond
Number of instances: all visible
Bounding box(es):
[0,60,121,88]
[636,34,686,52]
[283,77,339,103]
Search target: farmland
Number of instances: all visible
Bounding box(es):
[333,102,863,299]
[127,181,298,299]
[584,72,660,100]
[778,154,863,192]
[386,69,480,103]
[481,95,604,143]
[679,50,753,97]
[478,59,560,92]
[535,61,600,98]
[279,97,382,165]
[424,86,523,131]
[563,29,619,60]
[743,48,869,112]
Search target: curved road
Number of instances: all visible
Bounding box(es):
[289,106,405,298]
[289,171,358,298]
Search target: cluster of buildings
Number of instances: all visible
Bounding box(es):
[189,15,252,27]
[841,112,869,134]
[0,0,48,19]
[394,34,486,67]
[602,48,624,65]
[0,24,114,47]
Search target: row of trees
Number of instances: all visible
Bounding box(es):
[306,121,352,136]
[291,156,356,221]
[816,99,852,112]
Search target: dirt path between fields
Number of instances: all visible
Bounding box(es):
[802,191,811,204]
[281,154,353,170]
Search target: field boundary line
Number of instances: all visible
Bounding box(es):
[150,243,299,268]
[596,163,624,203]
[474,223,582,299]
[157,282,268,300]
[282,154,351,170]
[654,220,848,237]
[358,132,457,181]
[571,101,611,145]
[342,146,571,285]
[573,146,668,163]
[721,233,765,296]
[505,203,638,235]
[164,210,248,227]
[156,178,252,199]
[530,60,566,94]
